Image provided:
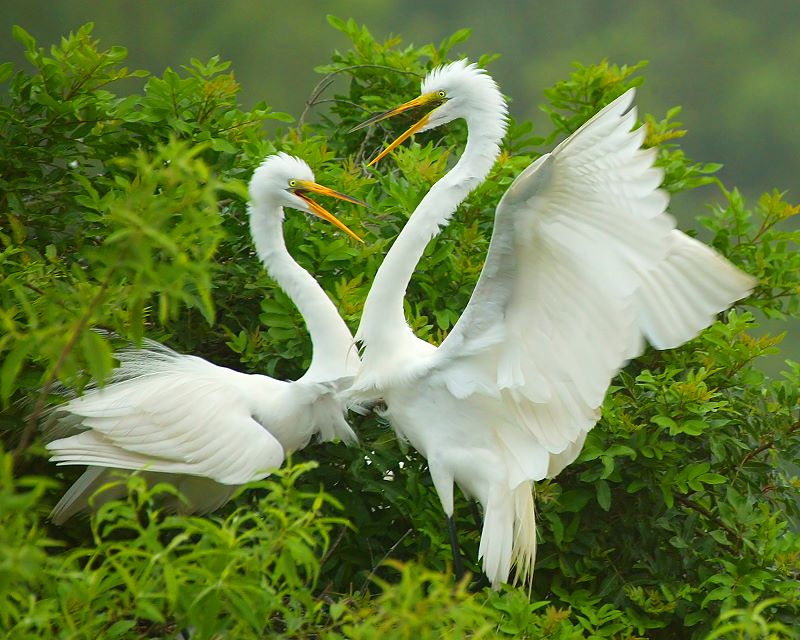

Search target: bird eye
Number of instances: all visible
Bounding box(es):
[438,90,446,98]
[288,179,297,188]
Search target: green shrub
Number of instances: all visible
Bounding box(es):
[1,19,797,639]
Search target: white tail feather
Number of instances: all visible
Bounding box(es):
[478,481,537,589]
[50,467,127,525]
[479,484,513,589]
[511,481,537,589]
[50,466,238,523]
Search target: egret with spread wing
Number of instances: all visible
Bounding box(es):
[46,153,365,523]
[349,61,756,589]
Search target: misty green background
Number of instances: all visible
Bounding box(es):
[2,0,798,207]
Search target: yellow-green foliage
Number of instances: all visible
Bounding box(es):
[1,20,798,639]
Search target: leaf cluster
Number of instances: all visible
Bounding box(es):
[1,18,798,639]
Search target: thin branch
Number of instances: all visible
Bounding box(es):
[674,493,739,550]
[330,63,421,78]
[213,118,269,134]
[359,528,413,594]
[739,419,800,469]
[298,76,337,132]
[64,59,106,101]
[14,269,115,461]
[318,525,348,570]
[740,442,776,466]
[297,64,421,134]
[309,98,373,113]
[355,131,373,169]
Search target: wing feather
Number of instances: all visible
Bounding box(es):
[431,88,755,472]
[637,230,757,349]
[46,346,291,485]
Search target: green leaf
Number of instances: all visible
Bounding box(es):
[709,529,730,545]
[210,137,238,153]
[701,586,732,608]
[11,25,36,51]
[80,330,113,384]
[680,419,709,436]
[448,28,472,45]
[1,340,33,404]
[698,472,727,485]
[104,620,137,638]
[661,483,675,509]
[595,480,611,511]
[326,15,347,32]
[329,599,347,622]
[134,598,165,622]
[548,513,565,545]
[559,488,592,512]
[7,214,27,244]
[0,62,14,83]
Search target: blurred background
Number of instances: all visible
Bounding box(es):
[2,0,798,208]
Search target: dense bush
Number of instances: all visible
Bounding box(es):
[1,18,798,638]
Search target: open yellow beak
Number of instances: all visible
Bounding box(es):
[349,92,443,166]
[293,180,366,243]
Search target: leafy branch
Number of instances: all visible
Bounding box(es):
[15,268,116,460]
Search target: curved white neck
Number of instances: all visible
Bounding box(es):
[356,117,503,352]
[249,208,358,381]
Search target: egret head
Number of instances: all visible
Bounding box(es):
[351,60,508,165]
[418,60,506,131]
[249,153,365,242]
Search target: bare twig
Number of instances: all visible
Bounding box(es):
[740,442,776,466]
[14,270,115,462]
[297,64,421,134]
[674,494,739,550]
[298,76,336,132]
[739,420,800,469]
[318,525,348,570]
[213,118,270,134]
[309,98,373,113]
[359,528,413,594]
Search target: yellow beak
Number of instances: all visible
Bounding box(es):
[350,92,443,166]
[293,180,366,243]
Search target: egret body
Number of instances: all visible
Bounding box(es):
[350,61,756,588]
[46,154,364,522]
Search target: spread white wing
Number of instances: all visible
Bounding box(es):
[429,89,755,476]
[45,342,288,486]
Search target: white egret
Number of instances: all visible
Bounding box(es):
[45,153,365,523]
[349,61,756,589]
